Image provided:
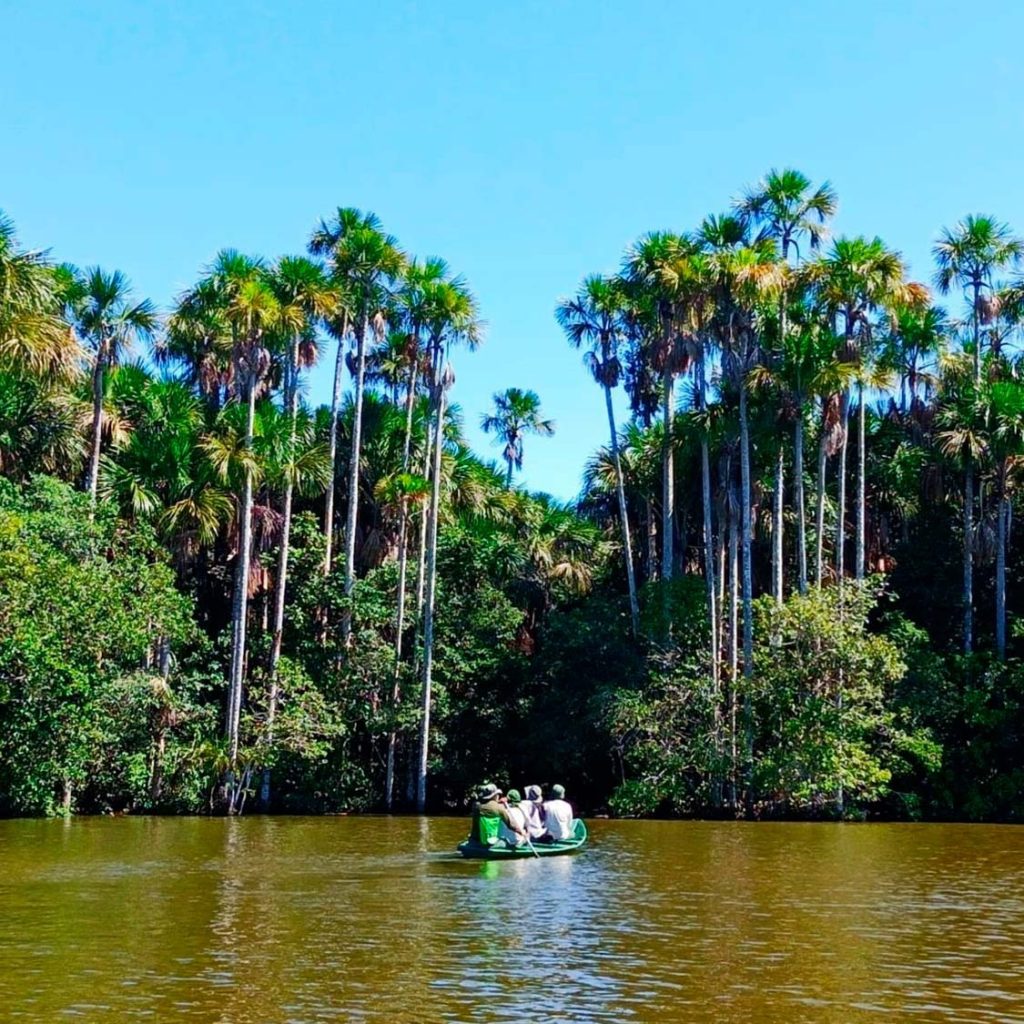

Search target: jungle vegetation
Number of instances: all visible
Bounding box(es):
[2,173,1023,821]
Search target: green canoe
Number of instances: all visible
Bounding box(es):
[457,818,587,859]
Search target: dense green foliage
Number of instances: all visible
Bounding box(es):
[2,178,1024,821]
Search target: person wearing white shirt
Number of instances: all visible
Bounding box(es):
[497,788,528,847]
[540,784,574,842]
[518,784,546,839]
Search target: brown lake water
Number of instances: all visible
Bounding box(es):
[1,817,1022,1023]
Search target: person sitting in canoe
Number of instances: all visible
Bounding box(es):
[518,785,546,840]
[538,784,574,843]
[469,782,524,847]
[498,789,530,848]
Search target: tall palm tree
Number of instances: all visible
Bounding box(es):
[417,275,483,811]
[185,251,287,776]
[60,266,157,505]
[310,209,406,642]
[736,169,837,601]
[556,274,640,637]
[807,237,910,582]
[936,361,988,659]
[623,232,696,582]
[261,256,332,804]
[308,208,371,575]
[384,257,445,809]
[161,277,233,409]
[934,216,1024,384]
[701,215,783,689]
[480,387,555,485]
[934,216,1023,653]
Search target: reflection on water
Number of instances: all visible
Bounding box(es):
[1,817,1022,1022]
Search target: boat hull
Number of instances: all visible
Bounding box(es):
[457,819,587,859]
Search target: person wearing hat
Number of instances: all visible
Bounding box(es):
[540,784,574,842]
[518,785,546,839]
[468,782,521,847]
[497,788,529,847]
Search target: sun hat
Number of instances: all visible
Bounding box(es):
[525,784,542,801]
[551,784,566,798]
[478,782,501,801]
[507,788,522,803]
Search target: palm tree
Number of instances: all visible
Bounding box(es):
[383,257,445,809]
[807,237,910,582]
[60,266,157,505]
[736,169,837,601]
[310,209,406,642]
[185,251,287,779]
[98,371,233,561]
[556,274,640,637]
[0,369,83,480]
[480,387,555,486]
[623,231,696,582]
[161,277,233,409]
[261,256,332,804]
[701,215,783,689]
[934,216,1023,384]
[0,212,77,378]
[417,275,483,811]
[308,208,370,575]
[936,360,988,658]
[934,216,1023,653]
[879,304,948,413]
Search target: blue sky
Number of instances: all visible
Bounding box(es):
[5,1,1024,499]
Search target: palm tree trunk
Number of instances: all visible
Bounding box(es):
[738,383,754,809]
[964,461,974,654]
[413,350,442,657]
[645,498,657,582]
[739,387,754,674]
[966,282,981,654]
[385,362,420,810]
[972,281,982,385]
[416,369,448,812]
[716,454,728,676]
[701,437,720,783]
[696,352,719,797]
[815,412,828,586]
[773,289,787,604]
[86,343,107,505]
[855,383,866,579]
[323,314,348,574]
[698,418,718,673]
[227,378,258,770]
[340,312,369,645]
[795,402,808,594]
[835,392,849,580]
[262,338,300,808]
[604,383,640,637]
[728,472,739,810]
[996,489,1008,661]
[662,369,674,581]
[772,446,784,603]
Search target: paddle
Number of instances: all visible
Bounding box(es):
[524,832,540,859]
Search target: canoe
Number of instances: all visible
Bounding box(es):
[457,818,587,859]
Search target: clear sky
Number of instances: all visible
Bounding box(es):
[5,1,1024,499]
